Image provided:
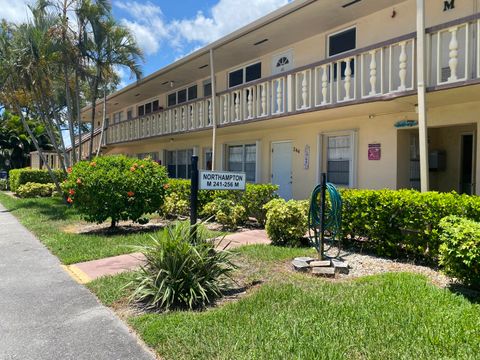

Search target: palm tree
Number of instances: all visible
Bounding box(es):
[85,11,143,159]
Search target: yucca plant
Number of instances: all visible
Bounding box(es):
[130,222,236,311]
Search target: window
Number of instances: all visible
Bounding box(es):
[138,105,145,117]
[228,62,262,88]
[272,50,293,75]
[165,149,194,179]
[152,100,159,112]
[329,27,356,80]
[203,80,212,97]
[112,111,123,124]
[326,135,353,186]
[145,102,152,114]
[227,144,256,182]
[328,27,356,57]
[127,108,133,120]
[204,148,213,170]
[167,85,198,107]
[138,100,160,117]
[137,152,160,162]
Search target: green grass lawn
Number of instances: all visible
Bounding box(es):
[88,245,480,360]
[0,192,170,264]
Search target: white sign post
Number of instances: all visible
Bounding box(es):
[199,170,246,191]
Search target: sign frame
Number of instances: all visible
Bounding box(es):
[198,170,247,191]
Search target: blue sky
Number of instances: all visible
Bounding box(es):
[1,0,291,87]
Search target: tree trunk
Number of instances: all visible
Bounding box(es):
[88,74,99,160]
[96,88,107,157]
[64,64,77,165]
[75,68,83,161]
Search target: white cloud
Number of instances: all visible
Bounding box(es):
[0,0,33,23]
[171,0,290,45]
[115,1,169,56]
[115,0,290,56]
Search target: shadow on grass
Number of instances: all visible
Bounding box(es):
[447,283,480,304]
[77,224,167,237]
[6,197,76,222]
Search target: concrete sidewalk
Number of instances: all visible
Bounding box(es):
[0,204,155,360]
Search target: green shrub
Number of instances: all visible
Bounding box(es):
[202,198,246,230]
[130,222,235,311]
[163,179,277,224]
[339,189,480,261]
[264,199,309,246]
[439,216,480,288]
[62,155,168,227]
[0,178,8,191]
[16,182,55,198]
[161,193,190,218]
[241,184,279,225]
[9,168,65,192]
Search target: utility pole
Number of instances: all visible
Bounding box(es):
[209,49,218,170]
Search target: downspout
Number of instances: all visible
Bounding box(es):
[416,0,430,192]
[209,48,218,170]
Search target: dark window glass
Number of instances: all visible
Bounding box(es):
[127,109,133,120]
[145,102,152,114]
[246,62,261,83]
[178,89,187,104]
[229,69,244,88]
[329,28,356,57]
[188,85,197,101]
[152,100,159,112]
[327,160,350,185]
[138,105,144,116]
[203,82,212,97]
[168,93,177,107]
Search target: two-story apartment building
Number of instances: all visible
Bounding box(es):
[81,0,480,199]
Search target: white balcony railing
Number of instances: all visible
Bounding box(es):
[105,15,480,145]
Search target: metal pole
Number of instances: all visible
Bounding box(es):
[190,155,199,242]
[209,49,218,170]
[416,0,430,192]
[320,173,327,260]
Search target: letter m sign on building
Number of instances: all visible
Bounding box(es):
[444,0,455,11]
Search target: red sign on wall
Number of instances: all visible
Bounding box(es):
[368,143,381,160]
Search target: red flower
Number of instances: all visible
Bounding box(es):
[68,189,75,195]
[127,191,135,197]
[163,184,170,190]
[130,167,136,172]
[67,167,72,174]
[76,178,82,185]
[90,161,97,167]
[67,197,73,204]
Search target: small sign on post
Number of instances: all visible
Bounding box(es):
[199,170,246,191]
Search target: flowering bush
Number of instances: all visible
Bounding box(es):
[62,155,168,227]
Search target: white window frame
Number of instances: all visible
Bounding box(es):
[203,147,213,170]
[272,49,294,75]
[224,143,257,183]
[317,130,358,188]
[164,148,194,179]
[227,60,262,89]
[167,82,198,107]
[327,25,357,58]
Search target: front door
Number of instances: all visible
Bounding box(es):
[460,134,475,195]
[271,141,293,199]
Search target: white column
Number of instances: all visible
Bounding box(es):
[416,0,430,192]
[255,140,262,183]
[209,48,218,170]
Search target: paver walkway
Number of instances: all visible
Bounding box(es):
[0,204,155,360]
[67,229,271,283]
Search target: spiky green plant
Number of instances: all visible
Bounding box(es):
[130,222,236,311]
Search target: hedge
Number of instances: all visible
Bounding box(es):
[16,182,56,198]
[9,168,66,192]
[264,189,480,263]
[163,179,278,224]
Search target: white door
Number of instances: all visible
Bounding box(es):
[272,141,293,199]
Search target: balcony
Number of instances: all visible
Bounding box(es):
[105,14,480,146]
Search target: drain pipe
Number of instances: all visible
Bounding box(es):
[209,48,218,170]
[416,0,430,192]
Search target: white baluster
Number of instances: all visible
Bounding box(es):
[182,107,186,130]
[276,80,283,113]
[208,100,212,125]
[261,84,267,116]
[344,58,352,100]
[198,103,203,128]
[247,89,253,118]
[398,42,407,91]
[234,92,240,121]
[448,27,459,82]
[301,72,308,108]
[369,50,377,96]
[223,95,228,123]
[189,105,194,129]
[321,65,328,105]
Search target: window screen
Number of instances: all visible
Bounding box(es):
[152,100,159,112]
[145,102,152,114]
[188,85,197,101]
[246,63,261,83]
[329,28,356,57]
[203,81,212,97]
[165,149,193,179]
[138,105,144,117]
[177,89,187,104]
[227,144,256,182]
[229,69,243,88]
[327,135,351,186]
[168,93,177,107]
